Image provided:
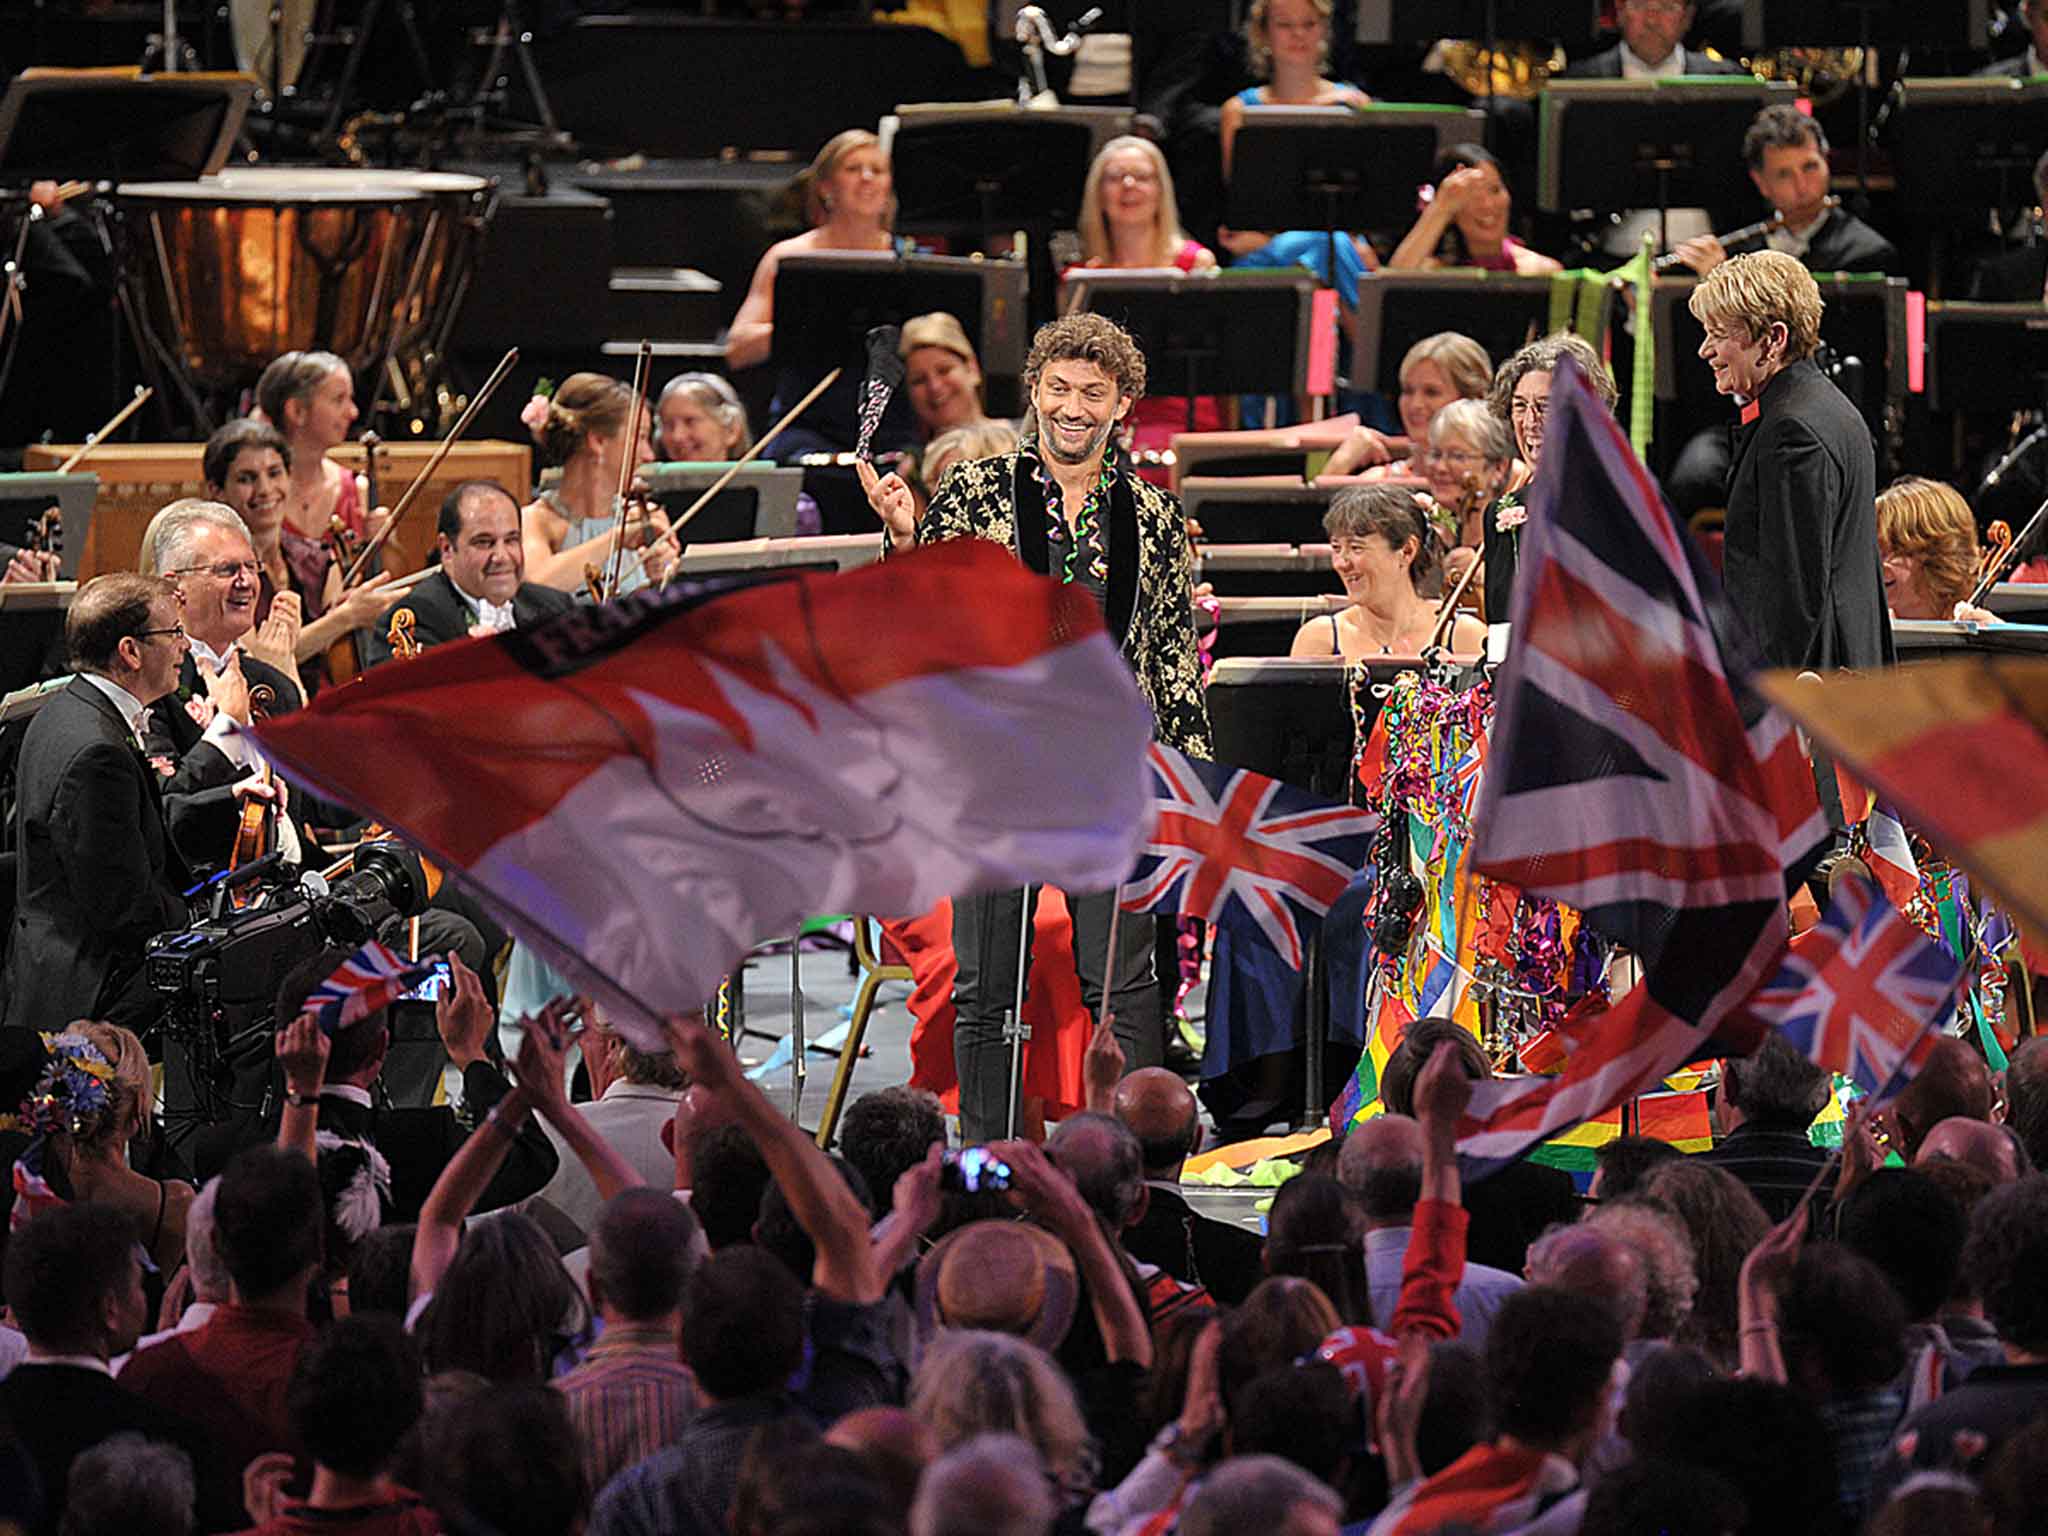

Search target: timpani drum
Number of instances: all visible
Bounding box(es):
[350,170,494,395]
[116,167,427,390]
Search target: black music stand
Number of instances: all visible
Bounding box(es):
[1225,107,1475,286]
[1536,80,1801,240]
[1353,272,1569,399]
[1890,78,2048,218]
[1926,302,2048,414]
[638,463,805,546]
[1181,482,1341,547]
[771,252,1031,394]
[1063,269,1319,429]
[888,110,1104,331]
[0,472,96,581]
[0,72,252,183]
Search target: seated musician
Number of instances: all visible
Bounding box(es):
[1967,148,2048,302]
[1288,485,1485,660]
[656,372,752,460]
[1387,146,1564,277]
[900,312,999,444]
[908,421,1020,513]
[1065,136,1225,468]
[520,373,674,597]
[370,481,576,660]
[1321,332,1494,479]
[1420,398,1519,598]
[255,351,402,569]
[1876,477,1999,623]
[1483,333,1620,622]
[725,130,914,462]
[202,420,404,692]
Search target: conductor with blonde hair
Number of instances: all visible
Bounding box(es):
[1690,249,1891,672]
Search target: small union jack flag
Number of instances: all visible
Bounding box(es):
[1748,878,1963,1111]
[306,940,436,1034]
[1120,744,1377,970]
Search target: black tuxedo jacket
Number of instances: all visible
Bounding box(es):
[1123,1181,1266,1305]
[1560,45,1750,78]
[2,678,204,1033]
[1727,207,1902,277]
[1726,358,1893,672]
[311,1062,559,1221]
[361,568,578,664]
[140,650,303,796]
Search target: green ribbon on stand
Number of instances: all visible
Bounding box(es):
[1543,231,1657,460]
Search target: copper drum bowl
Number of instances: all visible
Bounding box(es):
[116,167,430,391]
[348,170,495,394]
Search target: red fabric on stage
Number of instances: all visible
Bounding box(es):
[892,889,1095,1124]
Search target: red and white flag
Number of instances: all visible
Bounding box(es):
[250,543,1158,1044]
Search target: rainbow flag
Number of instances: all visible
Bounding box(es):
[1527,1087,1713,1184]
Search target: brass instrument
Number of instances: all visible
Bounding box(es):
[1436,40,1568,103]
[1727,47,1865,108]
[1651,195,1841,272]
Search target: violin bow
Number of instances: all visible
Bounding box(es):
[599,341,654,602]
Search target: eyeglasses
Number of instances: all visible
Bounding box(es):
[1421,448,1490,468]
[134,623,187,642]
[1509,397,1549,422]
[172,560,261,581]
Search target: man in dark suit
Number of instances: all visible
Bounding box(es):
[253,945,557,1218]
[1,574,244,1035]
[1695,249,1893,672]
[1563,0,1749,80]
[1112,1067,1263,1304]
[0,1202,240,1534]
[363,479,576,663]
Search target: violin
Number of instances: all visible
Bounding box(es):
[224,681,280,909]
[323,433,382,689]
[17,503,61,577]
[385,606,421,662]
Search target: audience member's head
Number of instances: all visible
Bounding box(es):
[733,1435,900,1536]
[2005,1037,2048,1172]
[1631,1377,1838,1536]
[3,1203,147,1358]
[909,1330,1095,1498]
[689,1123,773,1250]
[180,1176,230,1304]
[1264,1173,1371,1327]
[1981,1415,2048,1536]
[1614,1343,1716,1453]
[214,1144,325,1307]
[1485,1288,1624,1459]
[1336,1113,1423,1226]
[916,1220,1079,1349]
[1378,1020,1487,1117]
[1045,1113,1147,1232]
[344,1223,417,1321]
[588,1188,702,1325]
[1178,1455,1343,1536]
[418,1212,585,1384]
[1230,1361,1353,1489]
[756,1155,871,1284]
[1584,1201,1698,1341]
[1588,1135,1684,1202]
[1525,1221,1648,1341]
[1916,1116,2030,1185]
[1837,1167,1968,1323]
[1219,1277,1343,1419]
[1773,1242,1909,1399]
[424,1385,586,1536]
[56,1434,196,1536]
[1864,1471,1992,1536]
[826,1407,940,1525]
[839,1086,947,1208]
[1893,1038,1994,1157]
[1416,1341,1491,1477]
[289,1315,425,1480]
[1641,1161,1771,1365]
[908,1433,1057,1536]
[1962,1173,2048,1357]
[1113,1067,1203,1177]
[1579,1456,1745,1536]
[684,1246,805,1401]
[1717,1034,1829,1131]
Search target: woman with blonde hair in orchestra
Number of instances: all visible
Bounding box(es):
[519,372,674,596]
[1876,476,1997,623]
[727,129,914,460]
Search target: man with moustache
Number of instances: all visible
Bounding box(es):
[857,312,1210,1140]
[365,480,576,660]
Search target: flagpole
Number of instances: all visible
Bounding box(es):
[1005,885,1034,1140]
[789,930,807,1124]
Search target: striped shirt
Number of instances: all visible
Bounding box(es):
[554,1323,698,1496]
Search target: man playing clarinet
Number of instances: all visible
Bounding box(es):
[860,312,1210,1140]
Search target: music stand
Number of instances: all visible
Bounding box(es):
[0,471,96,580]
[0,72,252,183]
[1182,481,1342,547]
[1537,80,1801,238]
[1353,272,1572,399]
[665,534,882,581]
[1063,269,1319,429]
[639,463,805,545]
[1925,302,2048,414]
[771,252,1031,396]
[1890,78,2048,217]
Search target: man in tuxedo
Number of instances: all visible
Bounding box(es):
[1694,250,1891,672]
[1565,0,1748,80]
[1112,1066,1263,1304]
[364,479,576,662]
[1,574,245,1034]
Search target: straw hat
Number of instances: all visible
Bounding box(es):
[914,1219,1079,1351]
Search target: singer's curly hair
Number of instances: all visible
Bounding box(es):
[1024,313,1146,403]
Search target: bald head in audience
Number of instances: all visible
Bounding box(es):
[1337,1114,1426,1228]
[1113,1066,1203,1179]
[1893,1039,1993,1158]
[909,1433,1056,1536]
[1525,1222,1649,1342]
[1916,1116,2029,1185]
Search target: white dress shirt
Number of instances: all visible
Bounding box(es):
[79,671,151,746]
[465,592,518,634]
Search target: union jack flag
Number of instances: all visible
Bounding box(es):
[1749,878,1961,1111]
[1121,744,1377,971]
[306,940,436,1033]
[1454,360,1830,1174]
